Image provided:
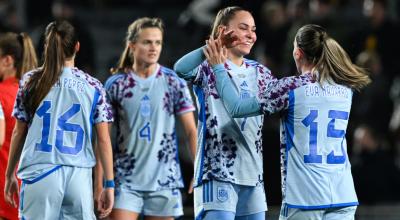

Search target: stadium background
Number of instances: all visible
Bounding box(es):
[1,0,399,219]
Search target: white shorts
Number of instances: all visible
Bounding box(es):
[279,204,357,220]
[19,166,95,220]
[194,180,267,219]
[113,188,183,217]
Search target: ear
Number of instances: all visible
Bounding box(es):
[3,55,14,67]
[294,48,304,60]
[128,42,135,52]
[75,41,80,53]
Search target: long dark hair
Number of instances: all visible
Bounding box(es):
[295,24,371,90]
[112,17,164,74]
[0,32,37,79]
[24,20,78,116]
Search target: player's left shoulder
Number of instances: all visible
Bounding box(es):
[244,58,271,75]
[71,67,103,88]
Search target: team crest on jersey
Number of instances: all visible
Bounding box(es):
[217,187,229,202]
[140,95,151,117]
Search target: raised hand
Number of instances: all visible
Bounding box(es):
[203,37,228,66]
[218,27,241,48]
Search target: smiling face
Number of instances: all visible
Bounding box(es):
[224,10,257,57]
[129,27,163,66]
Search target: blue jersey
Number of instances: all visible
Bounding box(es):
[12,67,113,180]
[105,65,195,191]
[176,56,270,187]
[211,64,358,209]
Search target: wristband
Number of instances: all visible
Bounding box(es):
[104,179,115,188]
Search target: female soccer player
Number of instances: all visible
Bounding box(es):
[101,17,197,220]
[0,32,37,220]
[205,24,370,220]
[174,6,269,220]
[4,20,114,219]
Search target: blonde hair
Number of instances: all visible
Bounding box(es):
[295,24,371,90]
[0,32,37,79]
[210,6,246,39]
[112,17,164,74]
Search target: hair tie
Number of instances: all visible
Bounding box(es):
[17,33,24,45]
[320,32,327,43]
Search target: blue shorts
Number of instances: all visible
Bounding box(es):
[114,188,183,217]
[279,204,357,220]
[194,180,267,218]
[19,166,95,220]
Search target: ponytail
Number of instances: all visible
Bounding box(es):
[315,38,371,91]
[0,32,38,79]
[18,33,38,79]
[295,24,371,91]
[112,17,164,74]
[111,44,132,74]
[24,20,77,117]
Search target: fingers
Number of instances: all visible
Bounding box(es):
[4,180,18,208]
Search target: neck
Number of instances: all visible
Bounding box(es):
[227,51,244,67]
[300,62,315,75]
[2,69,17,80]
[64,59,75,68]
[133,62,157,78]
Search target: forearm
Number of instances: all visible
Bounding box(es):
[173,46,205,80]
[186,126,197,163]
[6,121,27,178]
[178,112,197,163]
[94,140,105,188]
[95,123,114,181]
[212,64,262,117]
[0,119,5,148]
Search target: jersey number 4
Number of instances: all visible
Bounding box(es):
[35,101,84,155]
[302,109,348,164]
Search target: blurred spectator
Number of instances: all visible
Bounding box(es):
[351,0,400,80]
[351,125,400,204]
[32,0,95,73]
[255,1,291,76]
[282,0,309,76]
[352,51,393,136]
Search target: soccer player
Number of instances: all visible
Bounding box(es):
[205,24,371,220]
[100,17,197,220]
[0,32,37,220]
[4,20,114,219]
[174,6,269,220]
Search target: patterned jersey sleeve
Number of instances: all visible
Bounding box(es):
[173,77,196,115]
[12,72,34,122]
[0,102,4,120]
[93,85,113,124]
[259,73,314,115]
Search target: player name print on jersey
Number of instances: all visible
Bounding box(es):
[305,84,350,98]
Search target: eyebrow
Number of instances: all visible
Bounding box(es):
[238,23,256,29]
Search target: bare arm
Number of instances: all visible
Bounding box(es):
[94,122,114,218]
[178,112,197,162]
[177,111,197,193]
[0,119,5,148]
[5,120,27,179]
[4,120,27,207]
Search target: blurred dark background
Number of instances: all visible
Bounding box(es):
[2,0,400,219]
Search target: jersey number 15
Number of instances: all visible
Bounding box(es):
[302,109,348,164]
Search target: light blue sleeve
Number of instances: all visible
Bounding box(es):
[173,46,205,81]
[211,64,262,118]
